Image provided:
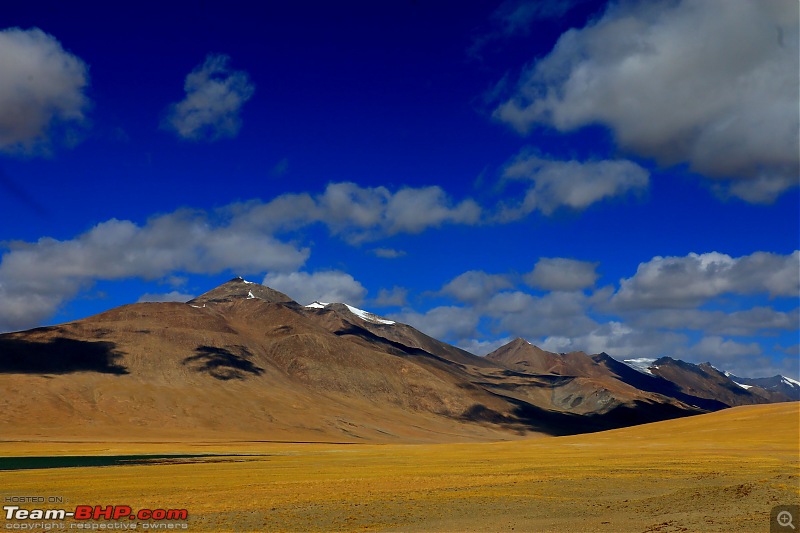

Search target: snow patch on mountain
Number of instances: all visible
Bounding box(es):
[623,358,657,375]
[781,376,800,388]
[344,304,396,325]
[305,301,395,325]
[733,381,752,390]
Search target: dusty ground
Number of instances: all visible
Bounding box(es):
[1,403,797,532]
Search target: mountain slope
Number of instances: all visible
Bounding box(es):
[3,279,783,443]
[646,357,770,407]
[724,372,800,401]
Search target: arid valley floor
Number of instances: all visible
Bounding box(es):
[1,402,798,532]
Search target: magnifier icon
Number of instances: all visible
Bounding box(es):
[778,510,795,529]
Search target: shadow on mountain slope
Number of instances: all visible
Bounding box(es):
[0,337,128,375]
[597,355,731,410]
[183,345,264,381]
[462,391,699,437]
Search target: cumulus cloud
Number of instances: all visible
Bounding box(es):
[235,181,481,243]
[0,27,89,153]
[0,210,309,331]
[421,257,798,377]
[441,271,511,304]
[262,270,366,306]
[486,290,598,339]
[390,306,480,341]
[316,183,481,240]
[494,0,799,202]
[373,286,408,307]
[164,54,254,141]
[525,257,599,291]
[498,153,649,218]
[457,337,513,357]
[538,322,688,358]
[630,307,799,337]
[0,181,484,331]
[613,251,800,310]
[686,336,762,361]
[137,291,194,303]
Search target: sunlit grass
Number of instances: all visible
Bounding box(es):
[1,403,797,532]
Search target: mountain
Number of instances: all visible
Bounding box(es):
[723,372,800,401]
[633,357,779,407]
[187,276,296,305]
[0,279,529,442]
[486,339,729,412]
[488,340,794,411]
[0,279,792,444]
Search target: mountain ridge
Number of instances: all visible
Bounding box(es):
[0,278,794,443]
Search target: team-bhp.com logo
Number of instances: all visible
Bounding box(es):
[4,505,188,530]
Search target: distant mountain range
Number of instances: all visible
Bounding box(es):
[0,278,796,443]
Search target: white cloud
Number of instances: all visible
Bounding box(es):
[441,270,511,304]
[0,27,89,153]
[0,210,309,332]
[538,322,688,358]
[457,337,513,357]
[494,0,799,202]
[164,54,254,141]
[685,336,762,361]
[0,181,485,332]
[498,153,649,218]
[315,182,481,241]
[137,291,194,303]
[235,181,481,243]
[613,251,800,310]
[525,257,599,291]
[262,270,366,306]
[486,290,598,339]
[390,306,480,341]
[373,286,408,307]
[372,248,406,259]
[630,307,799,337]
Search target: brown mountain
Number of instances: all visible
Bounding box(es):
[648,357,773,407]
[485,338,720,415]
[0,279,740,443]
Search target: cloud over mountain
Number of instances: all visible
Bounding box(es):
[612,251,800,310]
[262,270,366,306]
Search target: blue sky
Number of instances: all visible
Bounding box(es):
[0,0,798,378]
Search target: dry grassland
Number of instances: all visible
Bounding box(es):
[1,403,798,532]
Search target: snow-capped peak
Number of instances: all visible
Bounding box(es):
[304,301,395,325]
[623,358,657,375]
[343,303,395,325]
[781,375,800,388]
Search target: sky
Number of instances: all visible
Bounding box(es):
[0,0,798,379]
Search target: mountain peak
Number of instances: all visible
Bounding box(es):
[304,301,396,325]
[187,277,296,306]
